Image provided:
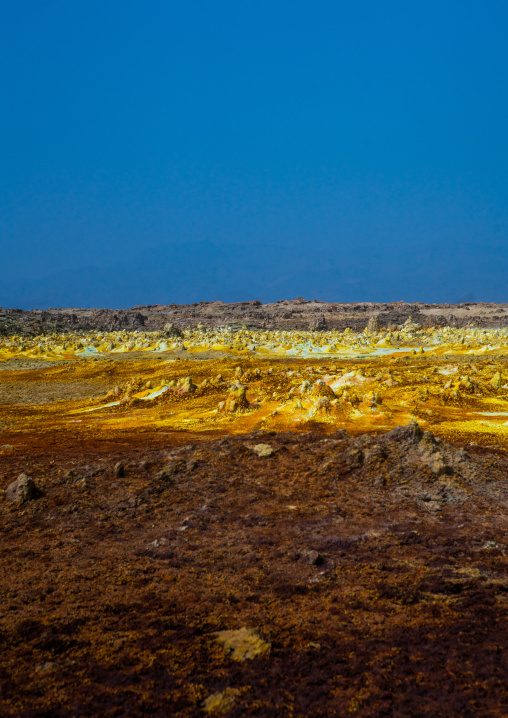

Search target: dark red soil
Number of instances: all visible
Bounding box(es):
[1,424,508,716]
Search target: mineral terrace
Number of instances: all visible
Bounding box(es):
[1,301,508,716]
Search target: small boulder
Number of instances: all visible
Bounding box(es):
[212,627,271,661]
[309,316,327,331]
[312,380,336,400]
[420,450,449,476]
[304,549,323,566]
[203,688,241,714]
[385,420,423,444]
[225,384,249,412]
[153,459,186,482]
[252,443,274,457]
[490,372,502,389]
[5,473,37,505]
[163,323,184,339]
[180,376,197,394]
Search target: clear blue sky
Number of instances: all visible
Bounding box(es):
[1,1,508,308]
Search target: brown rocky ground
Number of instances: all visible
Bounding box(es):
[3,299,508,336]
[2,352,508,716]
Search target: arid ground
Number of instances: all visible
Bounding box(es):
[2,308,508,716]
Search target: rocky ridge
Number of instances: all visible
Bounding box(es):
[2,300,508,336]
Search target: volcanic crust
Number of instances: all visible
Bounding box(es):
[3,299,508,336]
[2,422,508,716]
[2,324,508,716]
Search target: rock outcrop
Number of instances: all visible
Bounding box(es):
[3,300,508,336]
[5,473,37,505]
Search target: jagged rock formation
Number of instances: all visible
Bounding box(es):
[2,299,508,336]
[162,323,184,338]
[366,315,381,333]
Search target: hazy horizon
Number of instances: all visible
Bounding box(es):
[2,2,507,308]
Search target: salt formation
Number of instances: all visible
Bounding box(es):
[3,323,508,364]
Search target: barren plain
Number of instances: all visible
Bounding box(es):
[2,302,508,716]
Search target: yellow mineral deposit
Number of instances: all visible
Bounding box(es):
[211,627,271,661]
[2,326,508,448]
[203,688,242,715]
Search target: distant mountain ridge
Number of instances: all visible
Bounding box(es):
[2,297,508,337]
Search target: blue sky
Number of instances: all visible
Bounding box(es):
[1,1,508,308]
